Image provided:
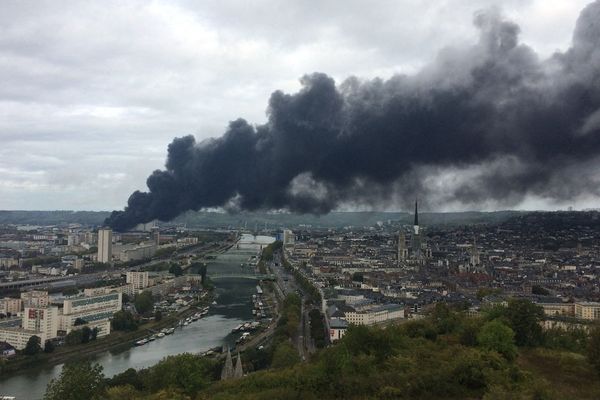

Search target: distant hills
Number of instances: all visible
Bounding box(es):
[2,209,598,230]
[0,209,528,229]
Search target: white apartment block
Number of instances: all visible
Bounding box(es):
[126,271,149,291]
[97,228,113,263]
[0,328,46,350]
[119,243,156,262]
[343,304,405,326]
[23,307,58,339]
[59,292,122,337]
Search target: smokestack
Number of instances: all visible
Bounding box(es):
[106,2,600,231]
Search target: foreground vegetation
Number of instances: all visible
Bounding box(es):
[43,299,600,400]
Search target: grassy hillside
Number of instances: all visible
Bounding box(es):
[41,300,600,400]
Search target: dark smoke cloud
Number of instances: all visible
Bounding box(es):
[106,1,600,231]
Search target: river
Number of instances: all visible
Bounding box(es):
[0,233,275,400]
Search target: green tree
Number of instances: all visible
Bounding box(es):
[104,385,141,400]
[351,272,364,282]
[531,285,550,295]
[587,325,600,375]
[401,319,438,341]
[477,320,517,361]
[544,326,587,352]
[460,317,483,347]
[155,246,176,258]
[107,368,144,391]
[144,353,216,396]
[505,299,544,347]
[65,329,83,346]
[44,340,55,353]
[62,287,80,296]
[112,310,138,331]
[169,263,183,276]
[271,341,300,369]
[134,291,154,315]
[155,310,163,321]
[44,360,105,400]
[431,302,461,334]
[23,335,42,355]
[81,326,92,343]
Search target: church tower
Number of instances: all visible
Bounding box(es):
[413,199,419,235]
[412,199,422,259]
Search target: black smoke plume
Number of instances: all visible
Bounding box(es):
[106,2,600,231]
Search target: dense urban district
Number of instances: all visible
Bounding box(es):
[2,208,600,399]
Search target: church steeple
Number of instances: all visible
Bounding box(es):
[414,199,419,227]
[221,347,234,380]
[413,199,420,235]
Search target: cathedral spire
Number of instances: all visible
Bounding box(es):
[413,199,420,235]
[234,352,244,378]
[221,346,234,380]
[414,199,419,227]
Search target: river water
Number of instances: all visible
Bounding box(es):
[0,234,275,400]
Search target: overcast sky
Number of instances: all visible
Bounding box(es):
[0,0,593,211]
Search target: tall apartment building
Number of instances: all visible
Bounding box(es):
[23,307,58,339]
[97,228,113,263]
[126,271,149,291]
[283,229,295,246]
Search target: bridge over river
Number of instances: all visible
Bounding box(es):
[208,272,275,281]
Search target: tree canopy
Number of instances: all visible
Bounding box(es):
[44,360,105,400]
[23,335,42,356]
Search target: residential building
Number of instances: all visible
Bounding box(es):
[59,292,122,337]
[343,304,405,326]
[126,271,149,291]
[329,317,348,342]
[0,307,59,350]
[97,228,113,263]
[540,302,575,317]
[23,307,58,340]
[0,298,22,315]
[283,229,295,246]
[575,302,600,320]
[119,243,156,262]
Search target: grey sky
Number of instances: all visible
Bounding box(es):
[0,0,593,211]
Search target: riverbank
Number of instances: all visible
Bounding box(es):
[0,234,274,399]
[0,292,215,377]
